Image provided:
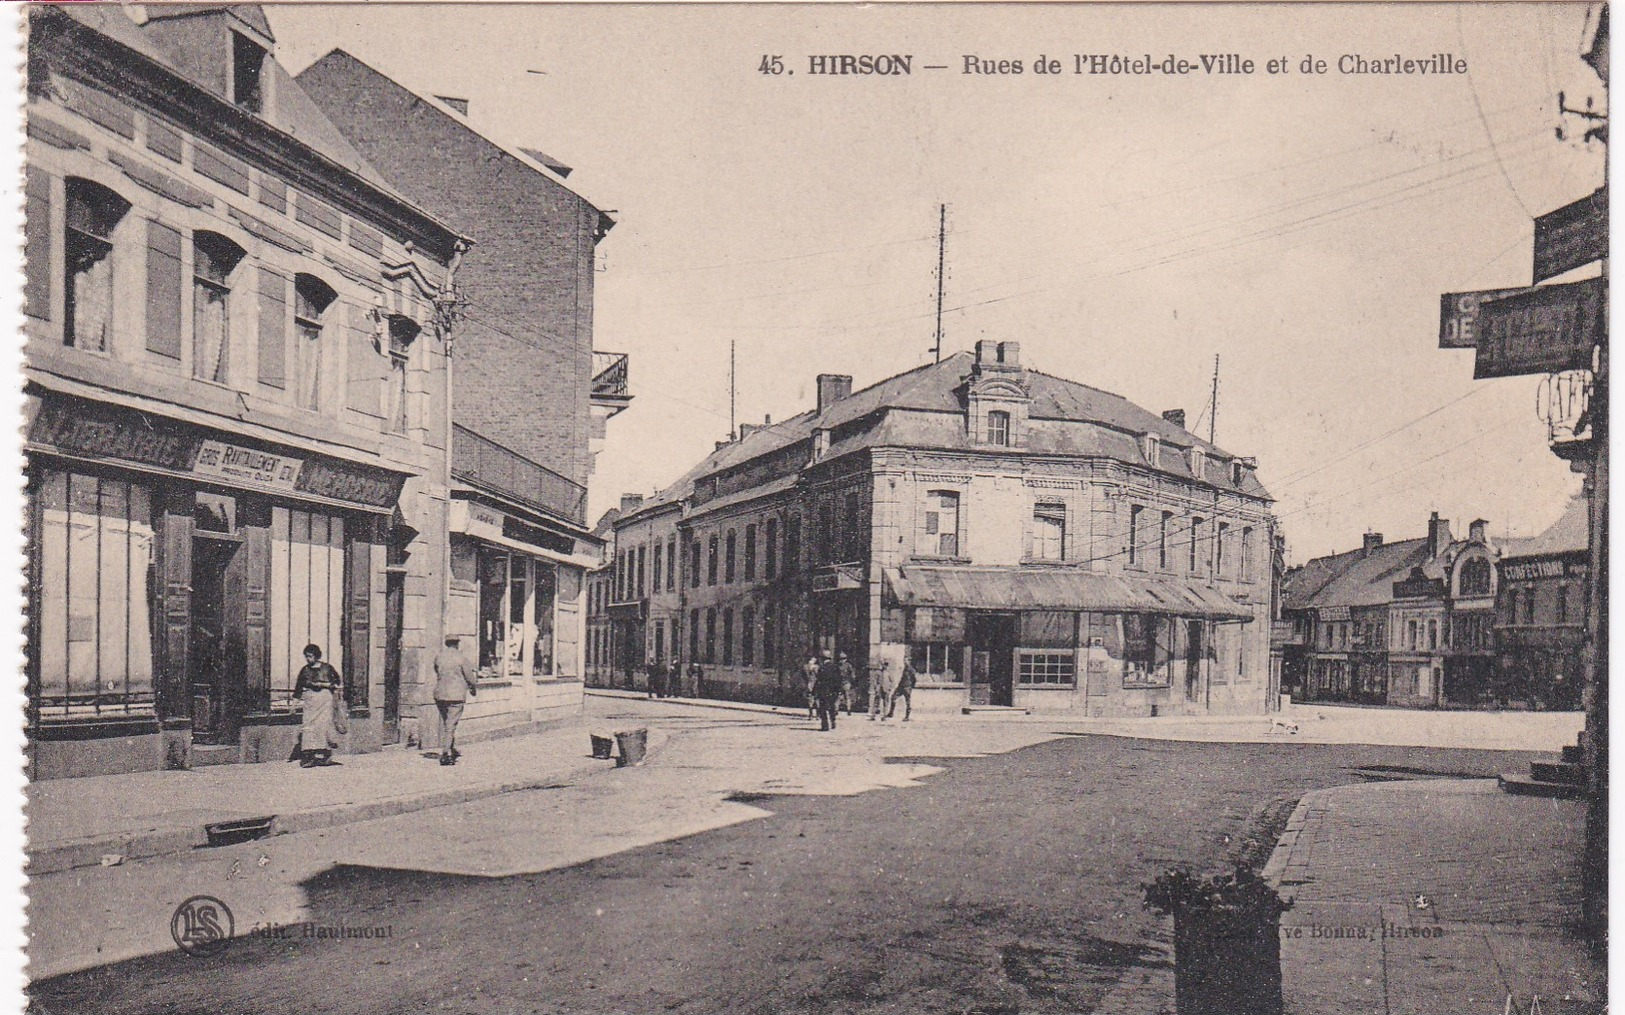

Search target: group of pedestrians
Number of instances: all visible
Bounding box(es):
[645,660,704,699]
[803,650,915,731]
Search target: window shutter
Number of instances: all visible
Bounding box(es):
[256,267,287,387]
[24,168,51,320]
[346,304,381,415]
[344,519,373,710]
[144,221,184,358]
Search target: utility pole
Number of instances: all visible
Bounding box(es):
[1209,354,1220,445]
[729,339,737,440]
[932,203,947,363]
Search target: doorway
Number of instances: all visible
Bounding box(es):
[969,612,1016,707]
[1184,619,1204,703]
[189,536,241,745]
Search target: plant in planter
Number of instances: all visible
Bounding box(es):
[1144,865,1292,1015]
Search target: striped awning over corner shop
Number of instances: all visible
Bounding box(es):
[882,566,1255,622]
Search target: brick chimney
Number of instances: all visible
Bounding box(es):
[1161,409,1186,429]
[1469,519,1488,543]
[1363,532,1384,555]
[619,493,644,514]
[816,374,853,414]
[973,340,1022,370]
[1427,512,1452,557]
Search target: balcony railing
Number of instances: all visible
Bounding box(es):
[592,351,631,401]
[452,424,587,526]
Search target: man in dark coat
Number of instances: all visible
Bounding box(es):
[814,651,844,731]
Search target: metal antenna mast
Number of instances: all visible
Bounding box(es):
[1209,354,1220,444]
[932,204,947,363]
[729,339,737,440]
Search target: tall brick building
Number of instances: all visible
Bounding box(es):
[298,50,630,738]
[595,343,1279,717]
[22,5,465,776]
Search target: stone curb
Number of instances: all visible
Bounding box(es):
[1261,789,1331,891]
[28,730,670,877]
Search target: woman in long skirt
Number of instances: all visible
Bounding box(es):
[294,643,342,767]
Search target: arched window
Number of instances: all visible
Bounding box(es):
[192,232,245,383]
[64,178,130,350]
[292,274,336,410]
[1458,558,1491,598]
[987,410,1011,446]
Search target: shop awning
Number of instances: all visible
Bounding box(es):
[882,566,1254,621]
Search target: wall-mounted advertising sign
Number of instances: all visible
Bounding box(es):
[1474,276,1605,379]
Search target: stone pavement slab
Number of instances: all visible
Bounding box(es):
[1266,778,1603,1015]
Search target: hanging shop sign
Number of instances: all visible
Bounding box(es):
[1473,276,1605,380]
[193,440,302,492]
[1438,286,1538,348]
[1533,188,1607,284]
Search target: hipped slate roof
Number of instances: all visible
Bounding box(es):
[675,352,1270,500]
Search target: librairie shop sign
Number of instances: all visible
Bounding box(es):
[194,440,303,492]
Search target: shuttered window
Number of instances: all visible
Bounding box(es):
[256,267,287,387]
[65,179,129,351]
[145,221,184,358]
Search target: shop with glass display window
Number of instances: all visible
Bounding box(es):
[25,392,416,778]
[446,497,594,736]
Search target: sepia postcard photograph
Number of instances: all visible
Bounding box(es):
[10,2,1612,1013]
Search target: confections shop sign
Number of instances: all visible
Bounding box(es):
[193,440,302,492]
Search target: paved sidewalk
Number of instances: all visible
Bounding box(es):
[1264,779,1603,1015]
[26,718,666,876]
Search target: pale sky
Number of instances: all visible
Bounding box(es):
[269,3,1606,562]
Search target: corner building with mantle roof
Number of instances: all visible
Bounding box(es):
[601,341,1279,716]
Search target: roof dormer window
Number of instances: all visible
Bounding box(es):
[232,32,266,114]
[1188,447,1205,478]
[1142,434,1161,469]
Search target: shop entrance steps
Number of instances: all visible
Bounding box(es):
[961,705,1032,717]
[1499,735,1586,799]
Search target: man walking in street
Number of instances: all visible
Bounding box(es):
[814,651,844,731]
[868,656,897,721]
[803,654,820,719]
[888,657,916,721]
[432,634,478,766]
[837,651,856,715]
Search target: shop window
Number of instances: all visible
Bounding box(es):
[269,507,345,711]
[765,518,778,580]
[920,490,960,557]
[532,563,556,676]
[476,547,508,672]
[1122,614,1172,688]
[725,530,737,583]
[385,316,419,433]
[908,607,965,683]
[1128,504,1143,566]
[192,232,244,383]
[292,274,336,412]
[33,472,156,718]
[1031,503,1065,561]
[741,606,755,665]
[987,410,1011,446]
[64,178,129,351]
[722,608,735,665]
[1018,652,1075,686]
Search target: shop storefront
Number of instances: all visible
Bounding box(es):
[446,498,593,735]
[25,392,412,779]
[881,567,1257,717]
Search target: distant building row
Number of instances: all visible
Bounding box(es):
[1275,497,1587,710]
[588,343,1280,718]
